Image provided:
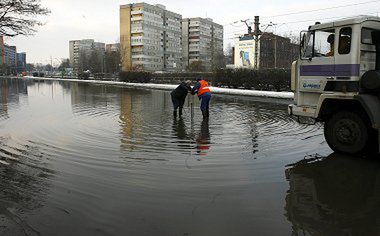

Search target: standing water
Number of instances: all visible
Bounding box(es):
[1,78,380,235]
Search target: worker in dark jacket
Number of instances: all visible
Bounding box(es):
[171,80,192,117]
[191,76,211,119]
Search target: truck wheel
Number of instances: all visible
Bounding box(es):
[324,111,375,155]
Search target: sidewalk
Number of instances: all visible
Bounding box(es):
[20,76,294,100]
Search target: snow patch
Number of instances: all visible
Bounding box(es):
[22,76,294,99]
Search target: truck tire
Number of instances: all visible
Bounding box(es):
[324,111,376,155]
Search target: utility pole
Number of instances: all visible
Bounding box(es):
[274,36,277,68]
[254,16,262,70]
[50,55,53,75]
[241,19,252,35]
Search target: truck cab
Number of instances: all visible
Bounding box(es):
[289,16,380,155]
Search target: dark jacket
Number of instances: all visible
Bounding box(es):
[171,82,191,100]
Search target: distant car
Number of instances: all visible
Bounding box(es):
[32,72,45,77]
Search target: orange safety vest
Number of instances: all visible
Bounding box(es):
[197,80,211,97]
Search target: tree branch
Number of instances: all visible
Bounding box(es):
[0,0,50,37]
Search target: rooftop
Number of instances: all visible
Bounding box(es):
[310,15,380,30]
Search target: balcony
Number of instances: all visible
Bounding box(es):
[131,16,143,22]
[189,28,199,33]
[131,37,143,47]
[131,28,143,33]
[189,38,200,43]
[131,10,143,15]
[189,48,200,52]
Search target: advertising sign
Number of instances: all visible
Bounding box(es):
[234,38,256,69]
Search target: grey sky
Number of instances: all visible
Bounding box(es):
[7,0,380,64]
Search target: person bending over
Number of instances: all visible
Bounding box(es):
[171,80,191,117]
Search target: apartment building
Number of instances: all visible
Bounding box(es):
[69,39,105,73]
[4,45,17,68]
[182,18,224,71]
[106,43,120,53]
[17,52,27,73]
[120,3,182,72]
[259,33,299,69]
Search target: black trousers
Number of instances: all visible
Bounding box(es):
[171,95,186,111]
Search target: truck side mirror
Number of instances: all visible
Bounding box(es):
[300,33,306,48]
[300,31,312,60]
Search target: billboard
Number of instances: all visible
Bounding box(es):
[234,38,256,69]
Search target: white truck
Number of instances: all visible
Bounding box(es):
[289,16,380,155]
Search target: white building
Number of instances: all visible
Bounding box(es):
[182,17,224,71]
[120,3,182,72]
[69,39,105,73]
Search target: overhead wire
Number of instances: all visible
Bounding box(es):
[224,10,380,37]
[224,11,380,40]
[223,0,380,31]
[262,0,380,19]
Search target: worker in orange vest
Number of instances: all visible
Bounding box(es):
[191,76,211,119]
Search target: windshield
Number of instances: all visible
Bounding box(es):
[302,29,335,58]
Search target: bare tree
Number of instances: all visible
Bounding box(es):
[224,43,234,65]
[105,44,121,74]
[58,59,70,71]
[282,32,300,45]
[88,50,102,74]
[188,61,205,72]
[0,0,50,37]
[212,52,226,70]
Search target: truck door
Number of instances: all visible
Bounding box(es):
[298,29,335,107]
[333,27,360,91]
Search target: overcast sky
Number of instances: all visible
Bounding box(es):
[6,0,380,64]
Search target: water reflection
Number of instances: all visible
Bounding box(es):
[172,117,188,140]
[0,78,28,119]
[0,78,337,235]
[196,119,211,156]
[0,139,54,236]
[285,153,380,235]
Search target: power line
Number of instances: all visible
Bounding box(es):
[222,0,379,28]
[224,10,379,36]
[224,12,380,39]
[262,0,380,18]
[263,11,380,25]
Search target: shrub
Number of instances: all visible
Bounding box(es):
[32,72,45,77]
[117,69,291,91]
[119,71,152,83]
[212,68,291,91]
[78,72,90,80]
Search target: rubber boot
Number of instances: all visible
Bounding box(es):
[202,110,207,120]
[179,108,183,117]
[173,110,177,117]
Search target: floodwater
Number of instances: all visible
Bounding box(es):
[0,78,380,236]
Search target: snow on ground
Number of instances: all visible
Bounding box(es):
[21,76,294,99]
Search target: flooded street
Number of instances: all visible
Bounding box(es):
[1,77,380,236]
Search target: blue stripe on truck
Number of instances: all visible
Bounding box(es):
[300,64,360,77]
